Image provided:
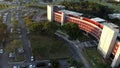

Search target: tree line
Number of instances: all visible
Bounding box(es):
[0,16,7,44]
[59,1,114,19]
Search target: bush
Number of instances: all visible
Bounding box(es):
[61,23,82,40]
[26,21,59,35]
[50,59,59,68]
[67,57,83,68]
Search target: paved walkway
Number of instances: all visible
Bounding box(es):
[79,40,97,48]
[55,31,90,68]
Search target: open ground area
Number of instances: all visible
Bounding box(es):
[83,47,111,68]
[29,34,70,60]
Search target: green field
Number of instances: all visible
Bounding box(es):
[83,47,111,68]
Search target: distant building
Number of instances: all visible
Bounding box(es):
[115,0,120,2]
[108,0,120,2]
[47,5,120,68]
[0,0,3,1]
[108,13,120,20]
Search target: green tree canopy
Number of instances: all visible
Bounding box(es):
[26,21,59,35]
[61,23,82,40]
[59,1,113,19]
[5,39,23,53]
[0,22,7,44]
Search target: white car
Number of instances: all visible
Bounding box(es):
[29,65,32,68]
[10,28,13,33]
[29,64,35,68]
[0,49,3,54]
[31,56,34,61]
[13,65,20,68]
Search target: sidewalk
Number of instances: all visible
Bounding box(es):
[55,31,90,68]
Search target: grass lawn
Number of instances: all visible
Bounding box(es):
[29,34,70,60]
[83,47,111,68]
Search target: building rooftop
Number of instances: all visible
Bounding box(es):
[90,17,106,23]
[103,23,119,31]
[59,10,83,17]
[108,13,120,19]
[56,5,65,9]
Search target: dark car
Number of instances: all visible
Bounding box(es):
[36,62,47,67]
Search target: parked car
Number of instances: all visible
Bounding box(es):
[18,47,24,54]
[31,56,34,61]
[0,49,3,54]
[36,62,47,67]
[9,52,15,58]
[13,65,20,68]
[29,64,35,68]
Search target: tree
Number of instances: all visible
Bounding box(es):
[0,16,3,23]
[0,23,7,44]
[50,59,59,68]
[61,23,82,40]
[4,0,13,2]
[11,19,19,28]
[5,39,23,53]
[59,1,113,19]
[67,57,83,68]
[26,21,59,35]
[42,0,53,2]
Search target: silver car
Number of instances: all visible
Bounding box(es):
[0,49,3,54]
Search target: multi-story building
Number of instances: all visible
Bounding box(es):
[114,0,120,2]
[47,5,120,68]
[107,0,120,2]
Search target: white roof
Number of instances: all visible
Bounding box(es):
[90,17,106,22]
[60,10,83,17]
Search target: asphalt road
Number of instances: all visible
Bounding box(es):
[0,11,11,68]
[55,32,90,68]
[18,11,32,62]
[0,8,33,68]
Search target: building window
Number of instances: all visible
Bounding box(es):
[110,53,114,59]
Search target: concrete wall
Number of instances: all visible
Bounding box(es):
[61,12,66,26]
[98,24,119,58]
[47,5,53,22]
